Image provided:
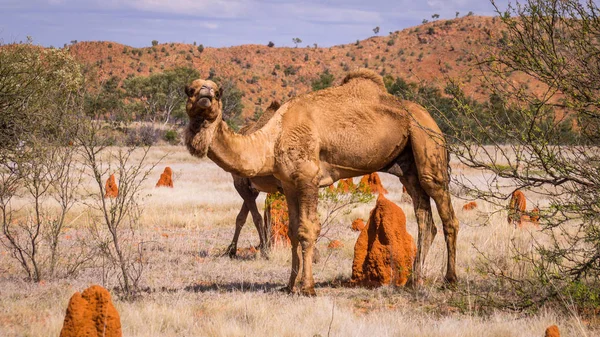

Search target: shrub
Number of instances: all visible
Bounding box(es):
[164,129,179,145]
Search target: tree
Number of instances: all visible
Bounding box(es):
[122,67,200,125]
[197,44,204,53]
[432,13,440,19]
[311,69,335,92]
[373,26,380,35]
[151,40,158,46]
[436,0,600,310]
[267,41,275,48]
[292,38,302,47]
[0,39,90,282]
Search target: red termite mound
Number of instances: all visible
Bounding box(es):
[265,193,290,247]
[60,285,122,337]
[155,166,174,188]
[530,207,540,224]
[462,201,478,211]
[351,194,416,287]
[508,190,527,226]
[336,178,355,193]
[359,173,388,194]
[327,240,344,249]
[104,174,118,198]
[351,218,366,232]
[545,325,560,337]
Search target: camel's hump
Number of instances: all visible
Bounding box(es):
[341,69,386,91]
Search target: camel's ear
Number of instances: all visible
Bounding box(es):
[185,85,194,98]
[268,100,281,111]
[215,87,223,101]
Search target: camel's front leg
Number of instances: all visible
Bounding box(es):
[282,186,301,293]
[297,184,320,296]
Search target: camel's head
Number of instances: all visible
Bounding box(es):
[185,79,223,122]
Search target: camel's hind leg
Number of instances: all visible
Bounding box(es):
[385,146,438,287]
[399,171,437,287]
[247,199,268,258]
[228,177,261,258]
[225,203,249,258]
[410,127,459,285]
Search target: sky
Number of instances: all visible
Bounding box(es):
[0,0,510,49]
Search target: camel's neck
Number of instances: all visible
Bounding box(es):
[186,116,278,178]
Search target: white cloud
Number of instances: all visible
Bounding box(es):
[275,3,382,24]
[124,0,251,18]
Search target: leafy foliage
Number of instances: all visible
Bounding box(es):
[311,69,335,91]
[121,67,200,125]
[435,0,600,311]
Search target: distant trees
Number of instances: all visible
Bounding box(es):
[151,40,159,46]
[373,26,380,35]
[292,38,302,47]
[267,41,275,48]
[121,67,200,125]
[197,44,204,53]
[432,13,440,19]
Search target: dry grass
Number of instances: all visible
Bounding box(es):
[0,146,596,337]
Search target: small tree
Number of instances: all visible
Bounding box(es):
[0,40,91,282]
[151,40,158,46]
[78,118,160,298]
[432,13,440,20]
[197,44,204,53]
[292,38,302,47]
[373,26,380,35]
[267,41,275,48]
[311,69,335,92]
[436,0,600,310]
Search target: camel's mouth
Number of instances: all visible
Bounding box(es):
[197,96,213,108]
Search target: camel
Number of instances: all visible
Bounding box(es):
[225,101,282,258]
[184,69,459,296]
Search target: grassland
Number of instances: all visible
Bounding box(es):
[0,146,595,337]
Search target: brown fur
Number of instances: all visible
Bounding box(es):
[185,69,459,295]
[341,69,386,92]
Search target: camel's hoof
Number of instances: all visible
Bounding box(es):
[442,275,458,289]
[224,245,237,258]
[279,286,297,294]
[300,287,317,297]
[405,277,423,290]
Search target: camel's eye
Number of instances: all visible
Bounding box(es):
[185,85,195,97]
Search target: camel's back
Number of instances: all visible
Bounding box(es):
[277,69,441,174]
